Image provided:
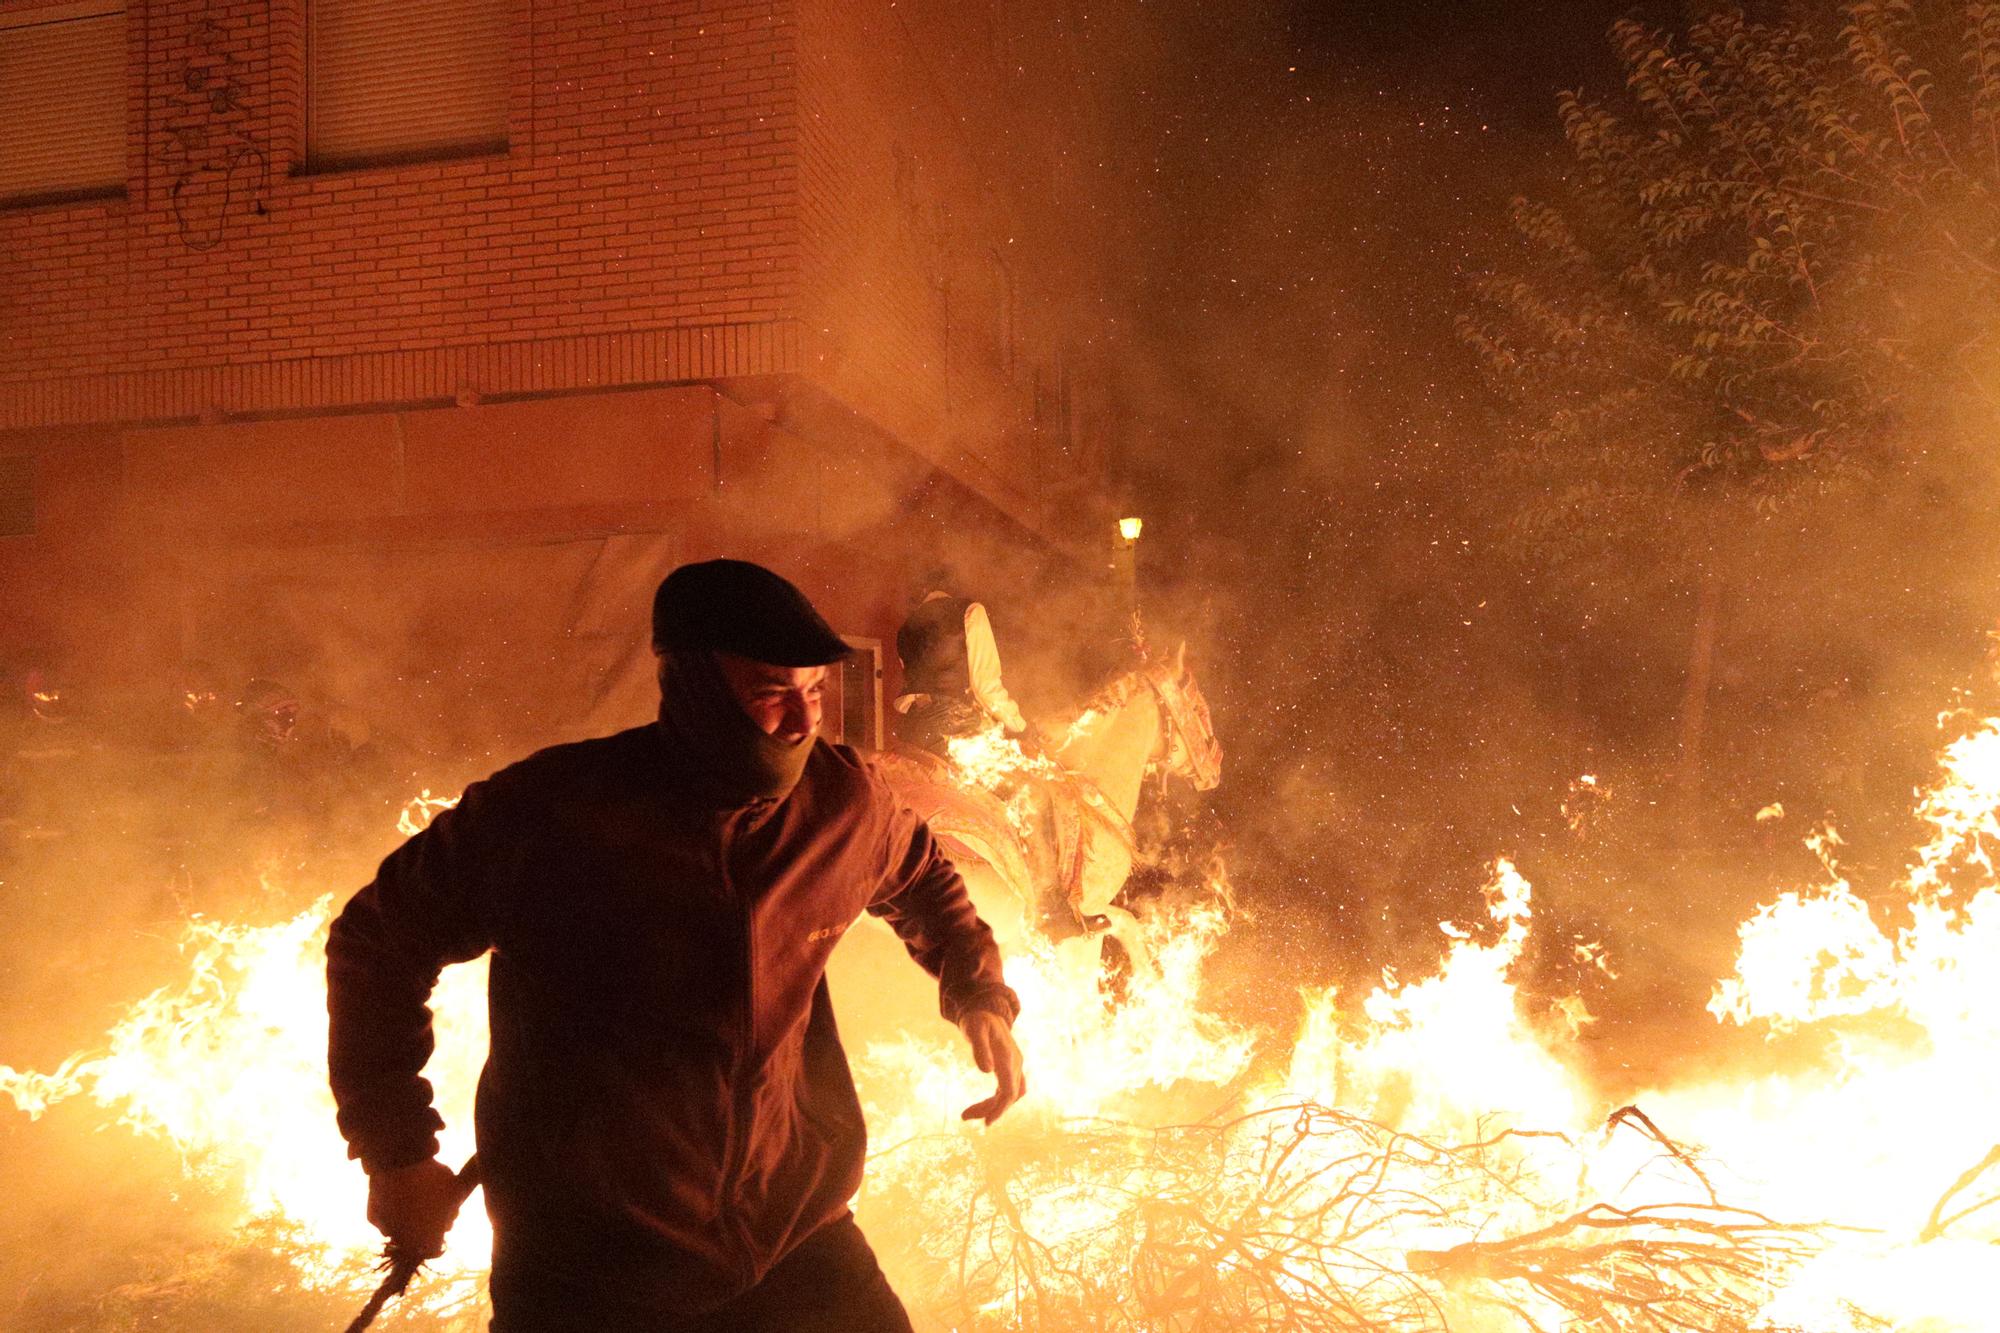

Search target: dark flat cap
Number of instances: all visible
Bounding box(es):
[651,559,852,666]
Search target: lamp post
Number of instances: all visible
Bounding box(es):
[1114,514,1144,653]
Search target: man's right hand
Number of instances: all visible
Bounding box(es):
[958,1008,1026,1125]
[366,1158,467,1259]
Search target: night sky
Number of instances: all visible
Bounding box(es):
[1279,0,1643,124]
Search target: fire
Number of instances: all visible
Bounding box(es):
[1649,717,2000,1329]
[8,706,2000,1327]
[943,726,1068,846]
[0,795,492,1324]
[850,849,1825,1329]
[1278,860,1586,1131]
[858,870,1255,1139]
[397,788,463,838]
[847,711,2000,1326]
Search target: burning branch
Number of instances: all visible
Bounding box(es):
[1406,1202,1829,1331]
[1604,1104,1720,1208]
[871,1102,1836,1332]
[1919,1142,2000,1244]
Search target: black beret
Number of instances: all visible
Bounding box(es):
[651,559,852,666]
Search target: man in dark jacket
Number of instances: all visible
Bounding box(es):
[327,559,1025,1332]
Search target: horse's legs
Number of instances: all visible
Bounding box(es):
[1073,835,1134,918]
[1095,904,1155,990]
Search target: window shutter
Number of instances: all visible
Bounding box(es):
[307,0,508,169]
[0,4,126,207]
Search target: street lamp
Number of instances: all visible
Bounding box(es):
[1113,515,1144,650]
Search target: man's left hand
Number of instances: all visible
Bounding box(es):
[958,1008,1026,1124]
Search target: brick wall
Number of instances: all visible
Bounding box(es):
[0,0,1116,665]
[0,0,802,423]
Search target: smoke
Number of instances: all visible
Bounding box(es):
[1068,0,2000,1087]
[1068,3,1617,1005]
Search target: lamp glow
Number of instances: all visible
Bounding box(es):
[1118,516,1144,543]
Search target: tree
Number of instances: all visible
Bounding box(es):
[1459,1,2000,816]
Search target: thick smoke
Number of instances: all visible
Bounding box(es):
[1080,0,2000,1086]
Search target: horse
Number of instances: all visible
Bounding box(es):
[870,642,1222,986]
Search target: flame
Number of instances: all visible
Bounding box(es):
[1650,717,2000,1329]
[848,849,1814,1328]
[1275,860,1586,1132]
[10,708,2000,1327]
[847,710,2000,1326]
[945,727,1056,785]
[1563,771,1609,835]
[1,788,492,1321]
[860,871,1255,1141]
[943,726,1077,852]
[397,788,462,838]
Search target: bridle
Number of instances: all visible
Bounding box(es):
[1141,658,1221,792]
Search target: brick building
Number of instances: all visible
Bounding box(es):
[0,0,1121,753]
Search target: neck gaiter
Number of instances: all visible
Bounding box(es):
[657,650,812,806]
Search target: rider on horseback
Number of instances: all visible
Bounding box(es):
[892,583,1029,759]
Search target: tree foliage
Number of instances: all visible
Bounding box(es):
[1461,1,2000,566]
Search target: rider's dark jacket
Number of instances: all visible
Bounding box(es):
[896,594,976,698]
[326,723,1017,1314]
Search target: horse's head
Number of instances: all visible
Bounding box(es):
[1144,642,1222,792]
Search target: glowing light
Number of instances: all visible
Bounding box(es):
[1117,515,1143,542]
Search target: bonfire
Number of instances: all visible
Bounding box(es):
[6,712,2000,1330]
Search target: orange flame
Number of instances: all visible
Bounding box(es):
[9,712,2000,1326]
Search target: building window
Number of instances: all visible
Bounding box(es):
[306,0,508,170]
[0,3,126,208]
[0,455,35,537]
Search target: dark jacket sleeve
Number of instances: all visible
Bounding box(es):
[866,786,1020,1027]
[326,776,507,1174]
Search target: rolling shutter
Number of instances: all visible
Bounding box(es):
[307,0,508,169]
[0,3,126,206]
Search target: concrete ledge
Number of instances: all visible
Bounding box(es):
[0,320,803,430]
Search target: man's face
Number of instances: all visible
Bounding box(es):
[714,653,827,743]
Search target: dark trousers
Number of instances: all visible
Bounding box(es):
[490,1213,915,1333]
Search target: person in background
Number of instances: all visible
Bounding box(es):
[892,580,1029,758]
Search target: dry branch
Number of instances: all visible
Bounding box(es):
[871,1102,1836,1332]
[1919,1140,2000,1243]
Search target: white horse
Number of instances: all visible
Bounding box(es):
[872,643,1222,982]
